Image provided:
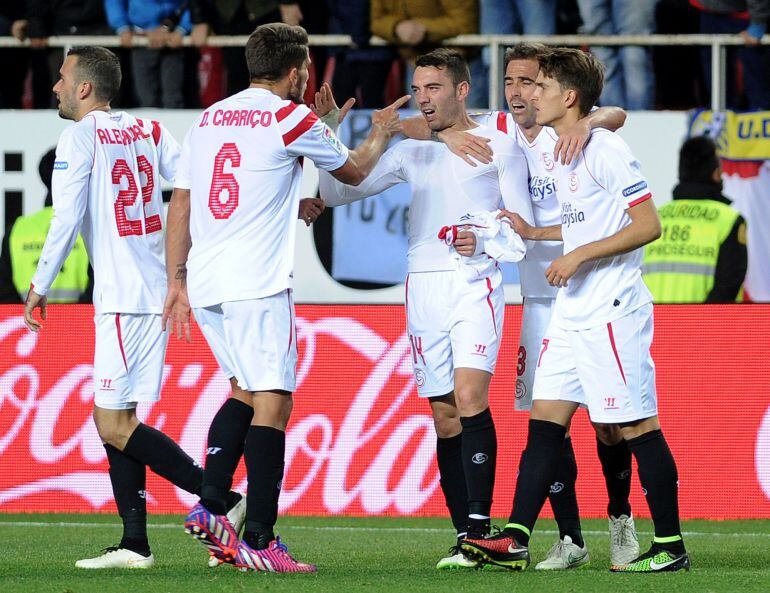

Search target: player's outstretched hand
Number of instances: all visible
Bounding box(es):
[554,118,591,165]
[23,289,47,332]
[441,129,492,166]
[545,251,584,287]
[310,82,355,125]
[454,229,477,256]
[371,95,411,137]
[299,197,325,226]
[162,284,192,343]
[498,210,536,239]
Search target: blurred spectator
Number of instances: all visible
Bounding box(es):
[0,3,29,108]
[577,0,658,109]
[692,0,770,110]
[469,0,557,108]
[643,136,747,303]
[26,1,112,108]
[328,0,395,108]
[371,0,477,97]
[105,1,191,108]
[190,1,304,97]
[0,149,91,304]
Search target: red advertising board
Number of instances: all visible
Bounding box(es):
[1,304,769,519]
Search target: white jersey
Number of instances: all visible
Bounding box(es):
[175,88,349,308]
[320,124,532,273]
[550,128,653,330]
[32,110,179,314]
[472,111,561,299]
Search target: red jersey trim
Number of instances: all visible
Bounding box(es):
[276,102,300,122]
[496,111,508,134]
[151,120,161,145]
[627,192,652,208]
[282,112,318,146]
[607,322,627,385]
[485,277,498,337]
[115,314,128,372]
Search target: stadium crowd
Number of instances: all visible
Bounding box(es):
[1,0,768,111]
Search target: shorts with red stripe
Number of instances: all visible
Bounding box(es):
[194,290,297,393]
[93,313,168,410]
[532,303,658,423]
[406,269,504,398]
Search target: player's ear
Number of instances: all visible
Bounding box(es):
[564,88,579,111]
[287,66,298,88]
[456,80,469,102]
[78,80,92,101]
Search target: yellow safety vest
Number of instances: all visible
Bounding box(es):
[642,199,740,303]
[9,207,90,303]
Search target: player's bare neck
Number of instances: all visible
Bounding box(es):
[250,80,288,100]
[75,103,110,122]
[442,111,478,133]
[551,110,581,137]
[520,123,542,143]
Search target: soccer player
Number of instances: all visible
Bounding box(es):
[401,43,639,570]
[163,23,406,573]
[317,48,534,570]
[461,48,690,573]
[22,46,228,569]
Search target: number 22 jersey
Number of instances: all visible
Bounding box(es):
[32,110,179,314]
[175,88,349,308]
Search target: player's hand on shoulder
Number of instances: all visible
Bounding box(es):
[298,197,325,226]
[546,251,584,287]
[23,289,47,332]
[440,129,492,166]
[454,229,477,257]
[370,95,411,137]
[499,210,534,239]
[554,118,591,165]
[310,83,356,126]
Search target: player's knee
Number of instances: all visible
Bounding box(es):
[452,385,487,416]
[593,422,623,445]
[433,414,461,439]
[92,407,138,449]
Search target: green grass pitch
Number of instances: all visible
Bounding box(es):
[1,514,768,593]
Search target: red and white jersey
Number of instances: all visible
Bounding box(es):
[472,111,562,299]
[32,110,179,314]
[175,88,349,308]
[550,129,653,329]
[320,124,532,273]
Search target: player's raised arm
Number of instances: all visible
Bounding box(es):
[329,94,410,185]
[25,124,93,331]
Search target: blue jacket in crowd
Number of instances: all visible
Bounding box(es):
[105,0,192,34]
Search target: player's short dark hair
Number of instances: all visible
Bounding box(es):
[245,23,309,82]
[67,46,121,103]
[415,48,471,87]
[679,136,720,184]
[538,48,604,116]
[503,43,548,70]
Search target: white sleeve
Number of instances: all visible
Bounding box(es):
[31,123,93,295]
[154,121,181,183]
[497,147,535,225]
[174,127,193,190]
[278,103,350,171]
[319,147,406,207]
[590,134,652,209]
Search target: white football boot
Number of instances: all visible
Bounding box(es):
[75,546,155,569]
[535,535,590,570]
[609,514,640,566]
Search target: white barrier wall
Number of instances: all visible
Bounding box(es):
[0,109,689,303]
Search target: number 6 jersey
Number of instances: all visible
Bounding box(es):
[32,110,179,314]
[175,88,349,308]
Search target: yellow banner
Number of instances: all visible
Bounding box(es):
[689,110,770,160]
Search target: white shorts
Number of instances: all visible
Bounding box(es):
[194,291,297,393]
[406,270,505,398]
[533,303,658,424]
[93,313,168,410]
[515,297,555,411]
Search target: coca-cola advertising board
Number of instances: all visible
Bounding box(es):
[1,305,769,518]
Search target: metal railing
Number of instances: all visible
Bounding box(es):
[1,33,769,110]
